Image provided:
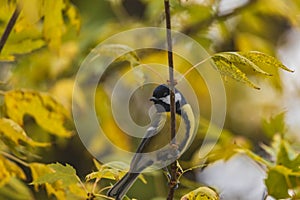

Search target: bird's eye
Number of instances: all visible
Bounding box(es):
[163,92,168,96]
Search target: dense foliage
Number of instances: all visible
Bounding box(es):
[0,0,299,199]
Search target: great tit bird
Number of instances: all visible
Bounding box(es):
[107,84,195,200]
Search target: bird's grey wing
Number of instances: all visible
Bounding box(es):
[135,112,164,153]
[129,112,165,172]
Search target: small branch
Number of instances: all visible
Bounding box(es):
[0,151,30,167]
[164,1,178,200]
[0,5,21,54]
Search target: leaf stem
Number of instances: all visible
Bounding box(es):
[0,5,21,54]
[178,56,212,83]
[164,1,177,200]
[0,151,30,167]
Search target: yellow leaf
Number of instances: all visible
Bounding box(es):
[0,155,26,187]
[29,163,53,190]
[0,158,12,187]
[29,162,85,200]
[4,89,72,137]
[65,4,81,32]
[239,51,294,72]
[212,54,260,89]
[0,118,50,147]
[181,187,219,200]
[221,52,272,76]
[87,159,147,184]
[0,54,15,62]
[42,0,66,50]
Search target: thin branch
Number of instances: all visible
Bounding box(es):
[0,5,21,54]
[0,150,30,167]
[164,1,178,200]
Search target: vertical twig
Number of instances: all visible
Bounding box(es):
[0,5,21,54]
[164,1,177,200]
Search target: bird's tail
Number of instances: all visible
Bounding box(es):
[107,172,139,200]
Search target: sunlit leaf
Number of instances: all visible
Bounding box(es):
[212,54,260,89]
[238,51,294,72]
[181,186,219,200]
[4,90,72,137]
[32,163,79,187]
[221,52,272,76]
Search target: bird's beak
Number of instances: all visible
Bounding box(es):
[149,97,157,102]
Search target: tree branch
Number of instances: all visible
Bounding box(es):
[164,1,178,200]
[0,5,21,54]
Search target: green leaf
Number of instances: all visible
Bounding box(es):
[212,54,260,89]
[262,112,286,138]
[4,89,73,138]
[265,168,290,199]
[180,187,219,200]
[238,51,294,72]
[29,163,65,199]
[0,177,34,200]
[32,163,79,187]
[277,140,300,172]
[29,163,53,190]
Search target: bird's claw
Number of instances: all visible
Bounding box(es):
[167,79,178,85]
[169,180,179,190]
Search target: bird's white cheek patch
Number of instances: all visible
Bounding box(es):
[160,93,182,104]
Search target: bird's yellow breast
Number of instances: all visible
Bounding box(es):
[143,104,195,153]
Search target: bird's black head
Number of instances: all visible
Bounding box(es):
[150,84,187,114]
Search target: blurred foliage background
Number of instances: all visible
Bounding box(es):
[0,0,300,199]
